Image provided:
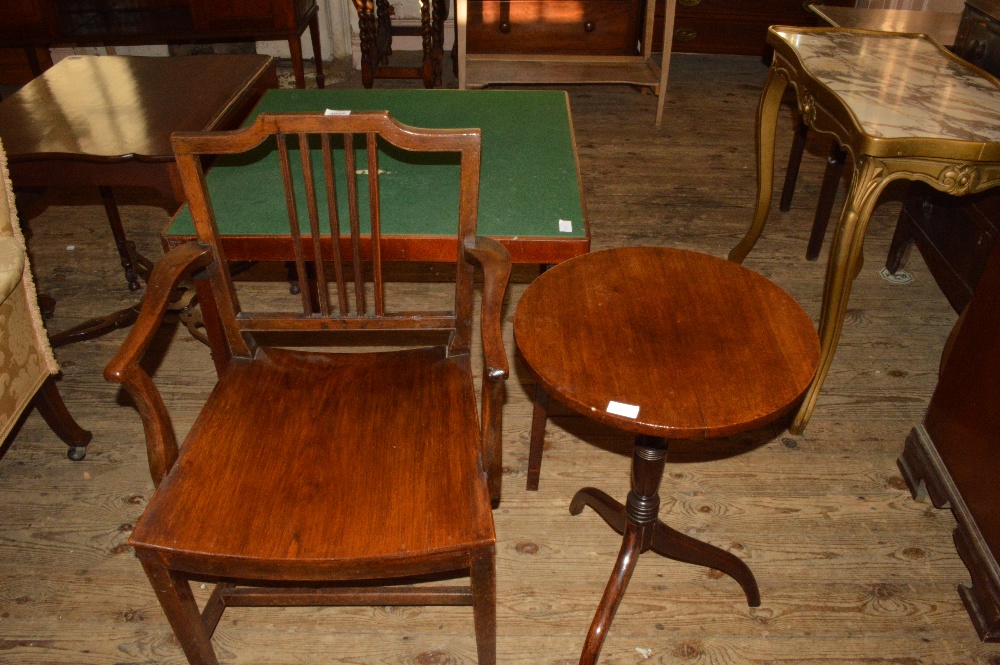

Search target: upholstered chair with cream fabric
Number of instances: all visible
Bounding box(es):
[0,137,91,460]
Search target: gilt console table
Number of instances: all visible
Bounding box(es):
[729,27,1000,433]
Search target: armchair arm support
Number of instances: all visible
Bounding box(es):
[463,236,511,505]
[463,236,511,382]
[104,242,213,486]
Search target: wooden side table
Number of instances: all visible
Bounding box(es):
[514,247,819,664]
[729,27,1000,433]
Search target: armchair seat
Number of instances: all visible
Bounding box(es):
[131,345,494,575]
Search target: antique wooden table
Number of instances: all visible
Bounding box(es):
[164,88,590,264]
[0,53,276,345]
[729,27,1000,433]
[514,246,819,664]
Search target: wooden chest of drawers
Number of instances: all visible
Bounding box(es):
[651,0,853,56]
[465,0,643,56]
[889,0,1000,313]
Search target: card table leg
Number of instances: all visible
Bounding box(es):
[729,65,789,265]
[100,186,151,291]
[526,386,549,490]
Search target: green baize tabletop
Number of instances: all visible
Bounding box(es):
[164,88,589,264]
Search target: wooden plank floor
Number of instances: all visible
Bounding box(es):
[2,54,999,664]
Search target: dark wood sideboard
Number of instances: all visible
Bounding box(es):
[895,5,1000,642]
[465,0,644,56]
[887,0,1000,313]
[464,0,854,58]
[898,233,1000,642]
[0,0,324,89]
[651,0,853,56]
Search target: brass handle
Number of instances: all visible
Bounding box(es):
[674,28,697,42]
[975,39,989,61]
[499,21,511,33]
[679,0,701,6]
[920,199,934,221]
[584,21,596,32]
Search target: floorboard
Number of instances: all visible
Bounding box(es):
[1,53,997,663]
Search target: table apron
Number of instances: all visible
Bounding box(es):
[9,160,182,206]
[162,233,590,265]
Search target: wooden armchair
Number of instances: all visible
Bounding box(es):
[0,137,91,460]
[104,113,510,664]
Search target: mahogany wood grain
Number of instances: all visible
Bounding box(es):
[105,112,510,664]
[514,246,819,664]
[515,247,820,440]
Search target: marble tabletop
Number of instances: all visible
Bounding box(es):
[774,29,1000,144]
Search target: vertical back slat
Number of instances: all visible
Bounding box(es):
[321,134,349,315]
[174,112,482,341]
[367,132,384,316]
[344,132,366,315]
[298,132,331,317]
[277,133,312,314]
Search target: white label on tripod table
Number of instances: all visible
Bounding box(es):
[607,401,640,419]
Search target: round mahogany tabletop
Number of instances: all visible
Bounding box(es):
[514,247,821,440]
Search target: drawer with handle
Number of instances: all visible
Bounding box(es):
[466,0,642,55]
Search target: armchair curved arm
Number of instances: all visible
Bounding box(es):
[104,242,213,486]
[463,236,511,505]
[463,236,511,382]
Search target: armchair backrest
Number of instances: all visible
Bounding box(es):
[171,112,483,360]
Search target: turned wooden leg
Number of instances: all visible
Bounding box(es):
[729,66,789,264]
[33,377,92,461]
[576,435,667,664]
[525,385,548,491]
[100,186,144,291]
